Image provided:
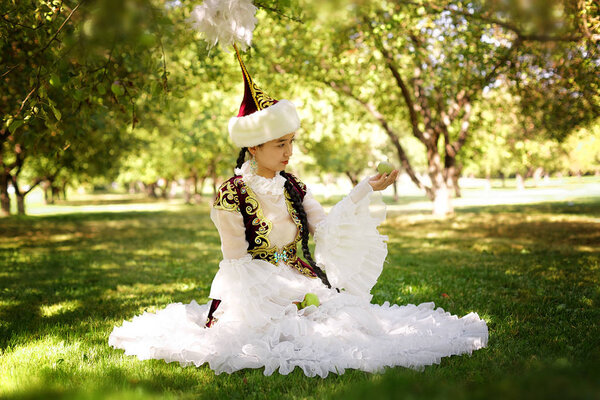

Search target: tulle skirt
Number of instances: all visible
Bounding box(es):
[109,185,488,377]
[108,259,488,378]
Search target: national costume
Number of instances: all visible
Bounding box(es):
[108,0,488,378]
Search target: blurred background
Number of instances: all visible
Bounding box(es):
[1,0,598,216]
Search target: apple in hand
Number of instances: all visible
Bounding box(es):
[377,161,395,174]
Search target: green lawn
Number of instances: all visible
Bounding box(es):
[0,192,599,399]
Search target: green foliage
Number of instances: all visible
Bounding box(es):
[0,0,173,212]
[463,87,600,177]
[2,0,598,216]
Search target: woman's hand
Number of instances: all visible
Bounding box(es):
[368,170,399,191]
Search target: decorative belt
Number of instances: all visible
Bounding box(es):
[249,242,316,278]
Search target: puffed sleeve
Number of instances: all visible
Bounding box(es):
[302,188,327,235]
[210,207,249,260]
[303,177,375,235]
[313,176,388,302]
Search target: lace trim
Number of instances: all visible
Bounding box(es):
[235,160,286,196]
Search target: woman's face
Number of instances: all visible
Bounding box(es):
[249,132,295,178]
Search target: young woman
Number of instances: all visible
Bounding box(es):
[108,46,488,378]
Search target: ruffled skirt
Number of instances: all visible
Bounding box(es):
[109,188,488,377]
[108,259,488,378]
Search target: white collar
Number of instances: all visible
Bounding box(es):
[235,160,286,196]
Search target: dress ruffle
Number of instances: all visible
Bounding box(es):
[108,270,488,378]
[234,160,286,196]
[108,172,489,377]
[315,183,388,302]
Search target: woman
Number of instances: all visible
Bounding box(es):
[108,46,488,378]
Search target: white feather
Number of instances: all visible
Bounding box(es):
[188,0,258,51]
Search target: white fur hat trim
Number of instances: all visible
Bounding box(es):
[228,100,300,148]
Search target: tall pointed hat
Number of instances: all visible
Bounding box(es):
[188,0,300,148]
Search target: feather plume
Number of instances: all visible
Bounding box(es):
[188,0,258,51]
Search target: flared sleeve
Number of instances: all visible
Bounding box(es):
[308,177,388,302]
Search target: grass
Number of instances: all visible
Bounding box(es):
[0,187,599,399]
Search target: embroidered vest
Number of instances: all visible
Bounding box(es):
[213,173,316,279]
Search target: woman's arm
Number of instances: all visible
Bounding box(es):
[302,188,327,236]
[303,176,381,235]
[210,207,249,259]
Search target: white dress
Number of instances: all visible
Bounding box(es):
[108,161,488,378]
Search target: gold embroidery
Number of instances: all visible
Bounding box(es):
[244,184,273,260]
[213,180,240,213]
[245,179,315,279]
[233,44,277,111]
[215,175,315,279]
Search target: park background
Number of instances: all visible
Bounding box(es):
[1,0,599,399]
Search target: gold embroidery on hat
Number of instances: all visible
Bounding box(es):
[234,44,277,111]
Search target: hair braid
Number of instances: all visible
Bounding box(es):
[280,171,334,290]
[235,147,248,171]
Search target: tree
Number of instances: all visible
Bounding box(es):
[1,0,170,215]
[259,0,599,215]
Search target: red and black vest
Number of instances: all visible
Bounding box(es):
[213,173,317,279]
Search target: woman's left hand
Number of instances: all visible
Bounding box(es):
[369,170,399,191]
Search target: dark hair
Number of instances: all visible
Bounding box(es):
[234,147,334,289]
[280,171,333,289]
[235,147,248,171]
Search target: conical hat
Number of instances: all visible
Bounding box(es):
[228,45,299,148]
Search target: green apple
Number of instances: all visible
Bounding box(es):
[377,161,394,174]
[297,293,320,309]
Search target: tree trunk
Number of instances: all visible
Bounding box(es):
[516,173,525,191]
[532,167,544,187]
[0,171,10,216]
[452,165,462,198]
[184,177,192,204]
[43,180,51,204]
[444,164,462,199]
[16,193,25,215]
[192,171,199,195]
[0,169,10,216]
[48,178,57,204]
[160,179,171,199]
[61,180,68,200]
[392,179,398,202]
[432,183,453,217]
[428,148,454,216]
[345,172,359,187]
[145,182,158,198]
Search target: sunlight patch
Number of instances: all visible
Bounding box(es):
[0,336,81,392]
[134,248,170,257]
[40,300,81,317]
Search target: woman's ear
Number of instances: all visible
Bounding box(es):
[248,146,256,156]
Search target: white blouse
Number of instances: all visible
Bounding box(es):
[210,160,373,260]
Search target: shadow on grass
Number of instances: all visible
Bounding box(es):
[0,208,221,351]
[1,198,599,399]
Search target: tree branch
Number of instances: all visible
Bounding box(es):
[369,29,426,143]
[419,2,584,43]
[38,1,84,54]
[328,81,432,196]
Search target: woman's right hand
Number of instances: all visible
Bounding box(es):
[368,170,399,191]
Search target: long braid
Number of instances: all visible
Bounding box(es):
[235,147,248,171]
[280,171,334,290]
